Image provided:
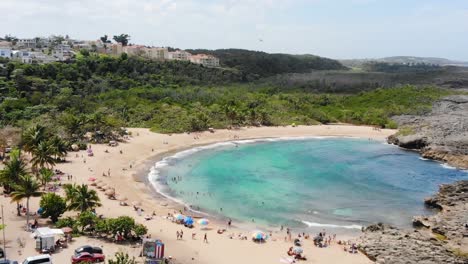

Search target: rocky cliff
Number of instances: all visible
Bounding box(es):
[358,181,468,264]
[388,95,468,169]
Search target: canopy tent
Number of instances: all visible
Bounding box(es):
[35,227,64,237]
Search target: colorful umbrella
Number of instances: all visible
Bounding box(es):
[37,207,44,214]
[174,214,185,221]
[198,218,209,226]
[252,231,267,240]
[88,177,96,182]
[184,216,194,225]
[293,247,303,254]
[62,227,73,233]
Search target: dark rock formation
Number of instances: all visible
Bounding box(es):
[389,95,468,169]
[359,181,468,264]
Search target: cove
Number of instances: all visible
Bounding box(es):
[149,138,468,231]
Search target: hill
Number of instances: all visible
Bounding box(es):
[186,49,346,78]
[341,56,468,68]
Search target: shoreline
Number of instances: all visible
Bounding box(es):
[2,125,397,264]
[142,136,387,234]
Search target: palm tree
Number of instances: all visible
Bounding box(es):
[49,136,68,161]
[0,150,28,192]
[10,175,43,230]
[65,184,101,212]
[0,150,29,216]
[30,141,56,173]
[38,168,54,190]
[22,125,47,153]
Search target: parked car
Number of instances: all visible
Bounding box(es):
[71,252,105,263]
[74,245,103,255]
[0,260,18,264]
[22,254,52,264]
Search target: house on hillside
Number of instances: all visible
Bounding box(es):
[144,47,169,60]
[190,54,220,67]
[0,41,12,58]
[16,38,37,49]
[123,45,146,56]
[111,43,123,55]
[168,50,191,61]
[12,50,56,64]
[53,44,73,61]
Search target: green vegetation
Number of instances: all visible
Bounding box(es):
[0,55,458,135]
[396,126,416,136]
[10,175,43,229]
[39,192,67,223]
[64,184,102,212]
[187,48,345,77]
[108,252,137,264]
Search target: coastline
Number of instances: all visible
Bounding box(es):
[2,125,396,264]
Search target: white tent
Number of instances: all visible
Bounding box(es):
[35,227,64,237]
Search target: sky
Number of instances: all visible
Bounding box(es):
[2,0,468,60]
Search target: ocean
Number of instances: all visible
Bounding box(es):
[148,138,468,233]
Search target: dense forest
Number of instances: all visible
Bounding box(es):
[187,49,346,78]
[0,53,461,144]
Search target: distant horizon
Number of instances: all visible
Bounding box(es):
[3,0,467,61]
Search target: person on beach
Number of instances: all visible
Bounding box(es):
[204,233,208,243]
[180,230,184,239]
[228,218,232,228]
[176,231,180,240]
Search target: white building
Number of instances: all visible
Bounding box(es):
[190,54,220,67]
[53,44,73,61]
[168,50,192,61]
[17,38,37,48]
[0,42,12,59]
[144,47,168,60]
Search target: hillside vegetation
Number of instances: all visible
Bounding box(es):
[0,55,458,140]
[187,49,346,78]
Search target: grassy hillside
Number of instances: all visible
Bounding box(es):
[0,55,459,139]
[186,49,346,78]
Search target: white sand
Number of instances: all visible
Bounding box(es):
[1,125,395,263]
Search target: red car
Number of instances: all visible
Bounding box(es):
[71,252,105,263]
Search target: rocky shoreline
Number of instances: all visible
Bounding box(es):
[388,95,468,169]
[358,180,468,264]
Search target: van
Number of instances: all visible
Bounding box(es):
[22,254,52,264]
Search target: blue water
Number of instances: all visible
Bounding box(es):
[150,138,468,232]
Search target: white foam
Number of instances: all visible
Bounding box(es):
[440,163,457,170]
[301,220,362,230]
[419,157,429,161]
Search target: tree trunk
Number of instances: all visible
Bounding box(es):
[26,198,30,231]
[16,202,21,216]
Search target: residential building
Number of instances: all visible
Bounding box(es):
[190,54,220,67]
[0,42,12,59]
[123,45,145,56]
[16,38,37,48]
[168,50,192,61]
[53,44,73,61]
[111,43,123,55]
[12,50,33,63]
[144,47,168,60]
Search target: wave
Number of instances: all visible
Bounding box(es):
[301,220,362,230]
[440,163,457,170]
[419,157,429,161]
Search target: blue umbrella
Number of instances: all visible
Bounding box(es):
[37,207,44,214]
[184,216,194,225]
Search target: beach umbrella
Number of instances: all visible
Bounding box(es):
[88,177,96,182]
[184,216,194,225]
[174,214,185,221]
[37,207,44,214]
[198,218,209,226]
[293,247,303,254]
[105,189,115,196]
[252,231,267,240]
[62,227,73,234]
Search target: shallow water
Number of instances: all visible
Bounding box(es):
[149,138,468,232]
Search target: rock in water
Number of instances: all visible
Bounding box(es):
[359,181,468,264]
[389,95,468,169]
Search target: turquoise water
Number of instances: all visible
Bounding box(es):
[150,138,468,231]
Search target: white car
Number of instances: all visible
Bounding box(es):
[22,254,52,264]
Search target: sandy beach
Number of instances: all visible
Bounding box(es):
[0,125,396,264]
